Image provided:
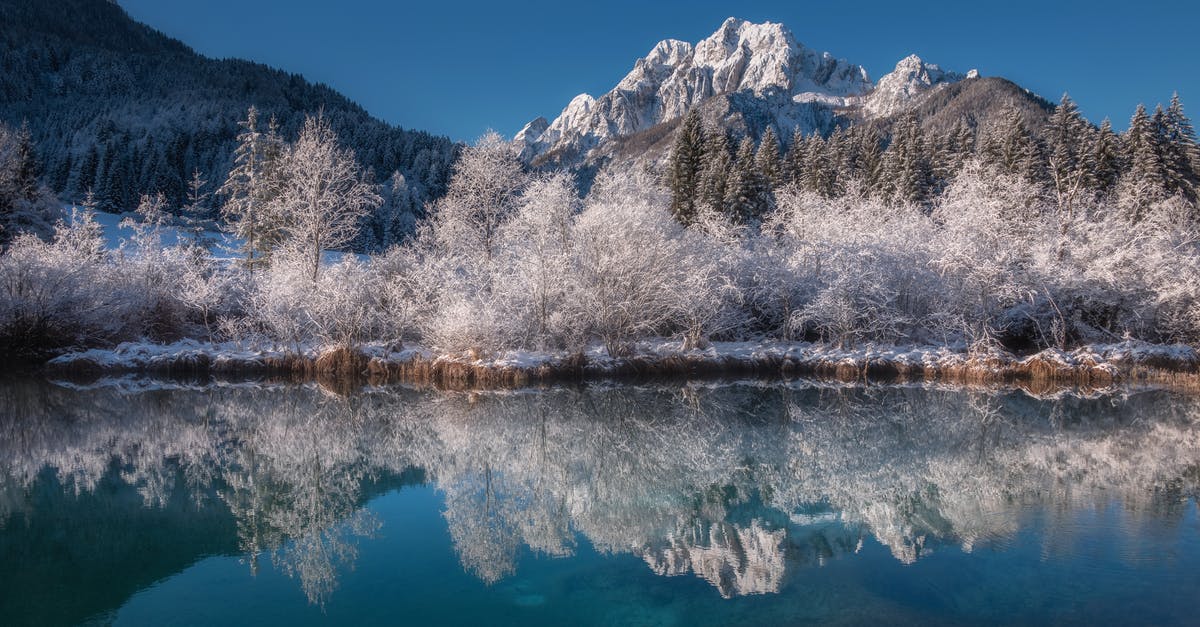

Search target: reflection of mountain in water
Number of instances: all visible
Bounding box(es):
[2,380,1199,615]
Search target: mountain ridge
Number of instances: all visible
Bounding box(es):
[516,17,1046,170]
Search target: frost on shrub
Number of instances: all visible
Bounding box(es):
[568,169,685,356]
[0,209,113,358]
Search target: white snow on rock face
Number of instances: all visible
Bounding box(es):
[860,54,968,118]
[515,17,875,163]
[515,18,974,165]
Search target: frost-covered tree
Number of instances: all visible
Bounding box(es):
[698,128,733,212]
[1046,93,1096,214]
[430,131,526,263]
[1122,103,1169,220]
[0,121,59,246]
[495,171,579,348]
[269,114,380,281]
[570,169,683,356]
[220,107,279,270]
[1161,93,1200,203]
[666,109,707,225]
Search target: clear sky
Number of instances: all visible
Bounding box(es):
[117,0,1198,142]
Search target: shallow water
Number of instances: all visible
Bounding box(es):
[2,379,1199,626]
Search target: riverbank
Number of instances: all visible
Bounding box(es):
[37,338,1200,393]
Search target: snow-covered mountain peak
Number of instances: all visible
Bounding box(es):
[863,54,967,117]
[515,17,873,165]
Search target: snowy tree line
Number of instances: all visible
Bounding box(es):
[666,94,1200,225]
[2,93,1200,362]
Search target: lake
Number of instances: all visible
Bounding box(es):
[2,379,1199,626]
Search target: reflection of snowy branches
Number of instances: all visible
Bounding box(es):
[3,380,1200,600]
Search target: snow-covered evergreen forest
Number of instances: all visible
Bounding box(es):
[0,0,459,253]
[2,90,1199,364]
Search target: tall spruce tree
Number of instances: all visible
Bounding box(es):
[881,112,932,204]
[1046,93,1096,210]
[1090,119,1121,195]
[853,125,886,192]
[802,135,835,197]
[981,107,1044,182]
[666,109,706,225]
[1125,103,1168,198]
[698,127,732,212]
[724,137,759,223]
[784,128,806,187]
[13,122,39,201]
[753,127,783,215]
[1161,93,1200,201]
[219,106,282,269]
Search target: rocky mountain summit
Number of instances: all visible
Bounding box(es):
[516,17,982,167]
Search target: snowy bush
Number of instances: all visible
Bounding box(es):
[0,210,114,358]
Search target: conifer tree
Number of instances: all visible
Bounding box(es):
[13,122,39,201]
[666,109,706,225]
[1046,93,1096,211]
[724,137,759,222]
[1124,103,1168,196]
[802,135,835,197]
[881,112,931,204]
[853,125,886,192]
[981,107,1044,183]
[825,127,852,195]
[1090,119,1121,194]
[755,127,783,188]
[784,128,806,187]
[219,106,280,269]
[698,127,732,211]
[1161,93,1200,200]
[753,127,783,215]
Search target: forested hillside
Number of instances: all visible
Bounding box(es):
[0,0,458,249]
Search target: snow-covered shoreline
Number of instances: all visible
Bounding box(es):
[41,338,1200,392]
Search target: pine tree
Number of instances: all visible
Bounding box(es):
[755,127,783,188]
[75,145,99,196]
[802,135,834,197]
[784,128,806,187]
[825,127,852,196]
[219,106,280,269]
[852,125,886,192]
[1090,119,1121,195]
[1124,103,1168,199]
[666,109,706,225]
[981,107,1044,182]
[724,137,759,222]
[881,112,932,204]
[13,122,39,201]
[753,127,782,215]
[698,127,732,211]
[1161,93,1200,200]
[1046,93,1096,211]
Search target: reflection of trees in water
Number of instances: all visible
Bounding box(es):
[2,381,1199,601]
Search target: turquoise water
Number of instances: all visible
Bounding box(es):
[2,380,1199,626]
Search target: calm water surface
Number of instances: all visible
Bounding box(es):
[1,379,1199,626]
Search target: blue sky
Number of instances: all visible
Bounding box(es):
[119,0,1198,142]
